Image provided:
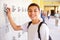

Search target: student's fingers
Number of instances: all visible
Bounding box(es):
[6,7,11,15]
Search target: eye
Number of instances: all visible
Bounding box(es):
[29,10,32,12]
[28,10,32,12]
[34,10,38,12]
[34,10,37,12]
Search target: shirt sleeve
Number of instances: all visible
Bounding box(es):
[21,22,28,32]
[40,23,49,40]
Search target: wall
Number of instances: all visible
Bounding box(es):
[0,0,32,40]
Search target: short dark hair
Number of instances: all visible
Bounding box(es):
[28,3,40,11]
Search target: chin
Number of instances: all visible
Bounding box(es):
[31,18,37,20]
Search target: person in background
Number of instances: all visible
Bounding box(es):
[54,11,60,26]
[47,11,51,19]
[41,10,45,22]
[41,10,49,23]
[6,3,49,40]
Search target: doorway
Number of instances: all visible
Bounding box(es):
[44,6,58,16]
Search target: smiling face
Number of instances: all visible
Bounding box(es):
[28,6,40,20]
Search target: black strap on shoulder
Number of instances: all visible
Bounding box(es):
[38,22,52,40]
[27,21,32,28]
[49,36,52,40]
[27,21,52,40]
[37,22,44,40]
[27,21,44,40]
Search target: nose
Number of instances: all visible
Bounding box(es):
[31,11,35,15]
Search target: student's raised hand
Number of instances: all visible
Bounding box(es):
[6,8,11,15]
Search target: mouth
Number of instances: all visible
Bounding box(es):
[30,15,36,19]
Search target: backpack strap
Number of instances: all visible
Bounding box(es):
[27,21,32,28]
[38,22,52,40]
[37,22,44,40]
[49,36,52,40]
[27,21,49,40]
[27,21,52,40]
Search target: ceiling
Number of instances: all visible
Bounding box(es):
[44,0,60,2]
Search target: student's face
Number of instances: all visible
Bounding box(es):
[28,6,40,20]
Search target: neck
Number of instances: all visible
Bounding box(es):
[32,19,40,24]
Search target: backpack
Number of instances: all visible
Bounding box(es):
[27,21,52,40]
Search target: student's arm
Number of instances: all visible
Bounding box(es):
[7,8,22,31]
[45,25,49,40]
[40,24,49,40]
